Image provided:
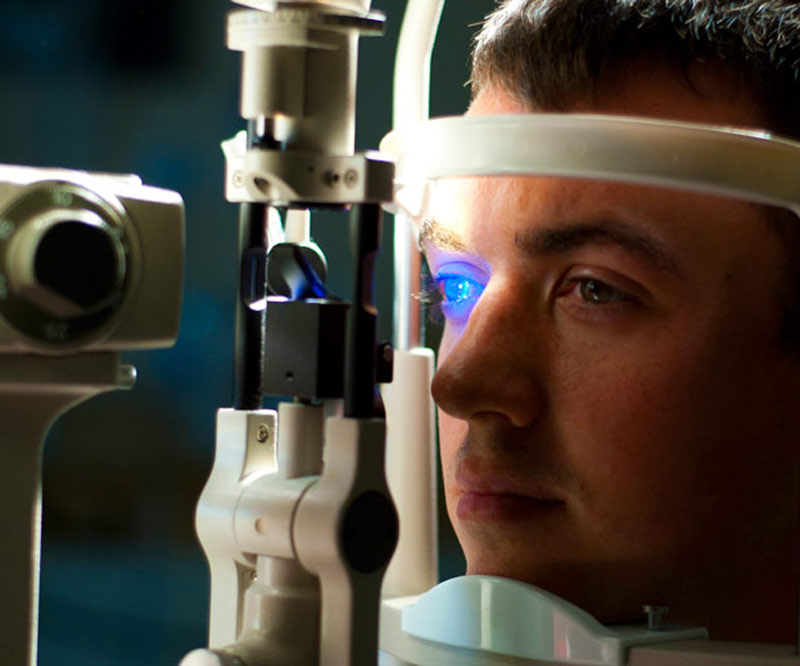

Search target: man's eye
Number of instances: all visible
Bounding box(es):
[439,274,484,304]
[576,278,632,305]
[560,277,639,310]
[433,272,485,322]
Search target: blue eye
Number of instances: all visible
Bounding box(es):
[436,272,485,321]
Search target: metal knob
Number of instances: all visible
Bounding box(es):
[642,605,669,631]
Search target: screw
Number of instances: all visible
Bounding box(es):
[118,364,138,389]
[376,341,394,384]
[344,169,358,187]
[323,170,341,187]
[642,605,669,631]
[233,170,244,188]
[256,424,270,443]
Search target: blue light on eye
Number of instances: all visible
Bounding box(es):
[437,272,485,321]
[441,276,477,302]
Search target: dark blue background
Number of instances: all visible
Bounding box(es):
[0,1,492,663]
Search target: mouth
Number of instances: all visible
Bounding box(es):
[456,491,565,522]
[453,460,566,522]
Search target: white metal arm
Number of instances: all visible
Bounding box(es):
[0,353,132,666]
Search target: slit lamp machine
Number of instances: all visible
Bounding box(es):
[3,1,800,665]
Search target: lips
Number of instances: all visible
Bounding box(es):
[454,461,565,522]
[457,491,564,521]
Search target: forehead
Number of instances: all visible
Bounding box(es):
[423,66,774,258]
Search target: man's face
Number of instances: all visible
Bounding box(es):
[426,69,800,641]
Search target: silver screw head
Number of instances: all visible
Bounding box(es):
[642,605,669,631]
[256,424,270,443]
[344,169,358,187]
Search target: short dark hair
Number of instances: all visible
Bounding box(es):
[471,0,800,348]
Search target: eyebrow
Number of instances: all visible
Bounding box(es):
[420,217,684,276]
[419,217,469,253]
[518,222,684,276]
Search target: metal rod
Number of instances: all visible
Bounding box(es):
[345,203,382,418]
[391,0,445,351]
[392,213,421,350]
[232,120,276,410]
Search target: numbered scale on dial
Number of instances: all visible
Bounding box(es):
[0,182,132,348]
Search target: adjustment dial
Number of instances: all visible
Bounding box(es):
[0,182,132,347]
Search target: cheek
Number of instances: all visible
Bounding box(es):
[552,325,783,531]
[436,407,466,536]
[567,368,685,486]
[549,350,719,562]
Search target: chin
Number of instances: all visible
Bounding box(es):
[463,552,652,627]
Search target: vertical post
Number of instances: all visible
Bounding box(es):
[391,0,445,351]
[344,203,382,419]
[0,354,125,666]
[232,122,275,411]
[0,399,49,666]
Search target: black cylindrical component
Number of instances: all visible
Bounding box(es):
[233,202,267,410]
[232,120,278,410]
[344,203,382,418]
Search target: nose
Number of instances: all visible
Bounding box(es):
[430,287,545,428]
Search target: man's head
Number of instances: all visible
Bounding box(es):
[424,0,800,643]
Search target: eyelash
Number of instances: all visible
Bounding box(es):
[415,270,451,325]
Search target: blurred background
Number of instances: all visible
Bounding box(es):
[0,1,493,664]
